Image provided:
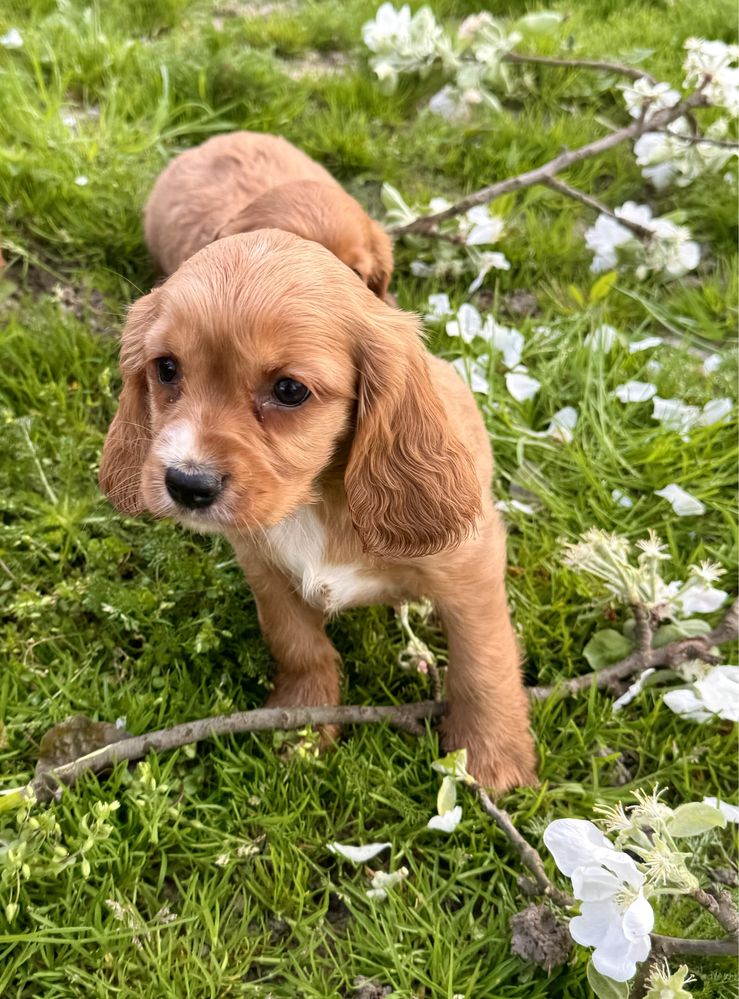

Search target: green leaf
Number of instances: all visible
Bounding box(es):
[589,270,618,304]
[668,802,727,838]
[381,182,411,214]
[584,629,634,670]
[568,284,586,307]
[431,749,470,782]
[437,776,457,815]
[587,960,630,999]
[514,11,563,36]
[653,619,711,648]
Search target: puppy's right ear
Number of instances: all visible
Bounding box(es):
[99,291,159,515]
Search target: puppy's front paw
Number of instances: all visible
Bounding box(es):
[266,677,341,749]
[441,723,537,794]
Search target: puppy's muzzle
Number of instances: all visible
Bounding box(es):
[165,467,224,509]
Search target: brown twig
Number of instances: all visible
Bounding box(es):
[503,50,657,85]
[649,934,737,958]
[24,701,446,804]
[633,603,655,655]
[530,598,737,700]
[474,784,574,907]
[392,91,708,236]
[542,176,655,239]
[691,886,739,937]
[655,130,739,150]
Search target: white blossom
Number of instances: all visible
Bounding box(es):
[654,484,705,517]
[652,396,732,435]
[585,202,700,279]
[698,397,733,426]
[615,381,658,403]
[622,78,680,121]
[674,580,728,615]
[634,118,736,191]
[585,214,634,272]
[74,176,89,187]
[362,4,444,90]
[483,319,523,368]
[684,38,739,114]
[463,205,506,245]
[505,369,540,402]
[366,866,409,900]
[702,353,722,375]
[663,665,739,723]
[585,323,619,352]
[544,819,654,982]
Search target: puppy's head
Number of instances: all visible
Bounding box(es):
[217,181,394,302]
[100,230,479,557]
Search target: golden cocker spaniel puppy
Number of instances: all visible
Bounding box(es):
[100,230,536,791]
[144,131,394,300]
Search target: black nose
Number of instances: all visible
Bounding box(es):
[165,467,224,509]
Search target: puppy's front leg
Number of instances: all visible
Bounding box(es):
[243,558,341,739]
[436,542,536,793]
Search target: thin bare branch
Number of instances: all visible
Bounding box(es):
[691,885,739,937]
[392,91,708,236]
[25,701,446,804]
[543,176,655,239]
[650,933,738,958]
[530,598,737,700]
[473,784,574,908]
[503,50,657,85]
[656,130,739,150]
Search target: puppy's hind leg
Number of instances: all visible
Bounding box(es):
[244,559,342,746]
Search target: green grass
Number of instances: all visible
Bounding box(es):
[0,0,737,995]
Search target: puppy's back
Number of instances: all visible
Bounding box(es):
[145,132,339,274]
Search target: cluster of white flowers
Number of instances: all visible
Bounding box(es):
[363,4,562,111]
[544,789,732,985]
[585,201,701,279]
[663,663,739,723]
[683,37,739,115]
[634,118,736,191]
[563,529,727,614]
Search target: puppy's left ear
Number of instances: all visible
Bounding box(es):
[366,221,394,302]
[345,305,481,559]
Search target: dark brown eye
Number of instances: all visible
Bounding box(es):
[272,377,310,407]
[157,357,178,384]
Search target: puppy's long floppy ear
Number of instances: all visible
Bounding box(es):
[345,306,481,558]
[99,291,159,515]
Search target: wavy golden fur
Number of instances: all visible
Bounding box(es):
[100,231,536,791]
[144,131,394,300]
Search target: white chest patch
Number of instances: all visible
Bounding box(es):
[264,507,386,613]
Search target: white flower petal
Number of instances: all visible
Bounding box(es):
[592,933,651,983]
[611,488,634,509]
[677,582,728,614]
[571,865,621,901]
[655,483,705,516]
[547,406,578,443]
[698,398,732,426]
[622,891,654,941]
[427,805,463,833]
[542,819,614,877]
[703,797,739,824]
[482,319,524,369]
[74,175,89,187]
[695,666,739,721]
[495,499,536,515]
[652,396,701,434]
[612,669,656,711]
[0,28,23,48]
[425,293,452,319]
[663,687,712,721]
[585,324,618,352]
[505,371,540,402]
[446,303,482,342]
[570,900,621,947]
[327,842,391,864]
[703,353,722,374]
[599,851,645,888]
[629,336,663,352]
[615,380,657,403]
